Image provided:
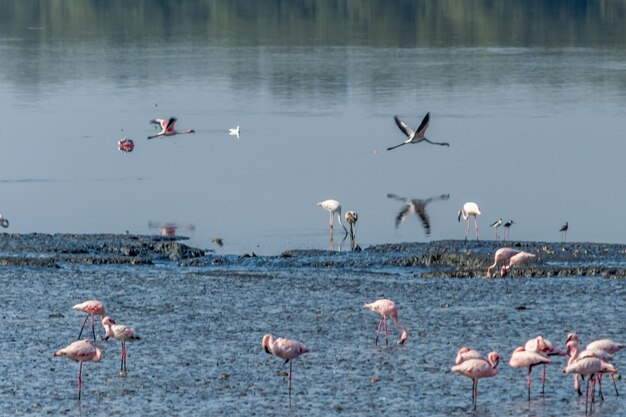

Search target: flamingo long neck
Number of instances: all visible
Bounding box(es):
[336,210,348,234]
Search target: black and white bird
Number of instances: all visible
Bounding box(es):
[490,219,502,240]
[387,113,450,151]
[345,211,358,241]
[387,193,450,236]
[560,222,569,242]
[503,220,515,240]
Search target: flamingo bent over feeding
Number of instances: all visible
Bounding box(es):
[500,251,536,278]
[487,247,520,278]
[317,199,348,237]
[585,337,624,397]
[363,299,408,345]
[262,334,309,398]
[73,300,105,341]
[345,211,358,241]
[101,316,141,373]
[451,351,499,410]
[387,113,450,151]
[53,340,102,400]
[148,117,195,139]
[458,202,481,241]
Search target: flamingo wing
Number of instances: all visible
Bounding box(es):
[394,204,412,228]
[415,112,430,137]
[394,116,414,138]
[166,117,177,132]
[413,202,431,235]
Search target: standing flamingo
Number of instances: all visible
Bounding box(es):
[500,251,536,278]
[262,334,310,398]
[560,222,569,242]
[387,113,450,151]
[585,338,624,396]
[503,220,514,240]
[490,219,502,240]
[73,300,105,341]
[509,346,552,400]
[147,117,195,139]
[363,299,408,345]
[486,247,520,278]
[451,351,499,409]
[563,346,616,414]
[524,336,566,394]
[458,202,481,241]
[101,317,141,373]
[317,199,348,236]
[53,340,102,400]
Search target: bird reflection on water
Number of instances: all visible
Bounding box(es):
[387,193,450,236]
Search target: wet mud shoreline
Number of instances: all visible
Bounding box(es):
[0,233,624,278]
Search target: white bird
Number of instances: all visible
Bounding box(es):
[101,316,141,373]
[387,113,450,151]
[317,199,348,236]
[228,126,240,138]
[148,117,195,139]
[458,202,481,241]
[387,193,450,236]
[490,219,502,240]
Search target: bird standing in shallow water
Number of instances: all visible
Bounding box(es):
[503,220,514,240]
[317,199,348,237]
[101,317,140,373]
[509,346,552,400]
[387,113,450,151]
[490,219,502,240]
[148,117,195,139]
[560,222,569,242]
[53,340,102,400]
[262,334,309,398]
[73,300,105,341]
[363,299,408,346]
[451,351,499,410]
[458,202,481,241]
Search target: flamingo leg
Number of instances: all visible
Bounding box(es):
[465,218,470,241]
[611,373,619,396]
[90,315,96,341]
[123,342,127,372]
[541,364,546,395]
[288,360,292,398]
[78,362,83,401]
[383,316,389,346]
[585,377,590,414]
[473,379,478,410]
[329,212,334,232]
[474,216,479,241]
[597,374,604,401]
[375,317,384,345]
[527,367,532,401]
[77,316,89,340]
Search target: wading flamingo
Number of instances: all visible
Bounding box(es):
[73,300,105,341]
[317,199,348,236]
[458,202,481,241]
[503,220,514,240]
[387,113,450,151]
[560,222,569,242]
[363,299,408,346]
[451,351,499,410]
[387,193,450,236]
[490,219,502,240]
[53,340,102,400]
[487,248,520,278]
[500,251,536,278]
[101,317,141,373]
[262,334,309,398]
[524,336,566,395]
[148,117,195,139]
[345,211,358,241]
[509,346,551,400]
[585,337,624,397]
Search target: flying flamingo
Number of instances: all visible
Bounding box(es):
[228,126,240,138]
[387,113,450,151]
[490,219,502,240]
[509,346,552,400]
[451,351,499,410]
[503,220,514,240]
[363,299,408,346]
[147,117,195,139]
[73,300,105,341]
[500,251,536,278]
[262,334,310,398]
[387,193,450,236]
[101,317,141,373]
[458,202,481,241]
[560,222,569,242]
[455,347,484,365]
[486,247,520,278]
[524,336,566,394]
[53,340,102,400]
[317,199,348,237]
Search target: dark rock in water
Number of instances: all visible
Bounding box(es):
[48,312,65,318]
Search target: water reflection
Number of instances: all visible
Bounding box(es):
[387,193,450,236]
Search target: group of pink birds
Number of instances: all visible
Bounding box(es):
[52,300,140,400]
[451,333,623,413]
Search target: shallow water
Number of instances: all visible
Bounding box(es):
[1,262,624,416]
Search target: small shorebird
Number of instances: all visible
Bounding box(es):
[503,220,514,240]
[148,117,195,139]
[101,317,141,373]
[500,251,536,277]
[387,113,450,151]
[487,247,520,278]
[345,211,358,241]
[0,213,9,228]
[560,222,569,242]
[73,300,105,341]
[53,340,102,400]
[363,299,408,345]
[262,334,309,398]
[317,199,348,236]
[228,126,240,138]
[451,351,499,410]
[387,193,450,236]
[490,219,502,240]
[458,202,481,241]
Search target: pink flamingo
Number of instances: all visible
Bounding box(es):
[487,248,520,277]
[262,334,310,397]
[101,317,141,373]
[585,337,624,397]
[500,251,536,278]
[509,346,551,400]
[53,340,102,400]
[451,351,499,409]
[454,347,483,365]
[458,202,481,241]
[148,117,195,139]
[524,336,566,394]
[73,300,105,341]
[363,299,408,346]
